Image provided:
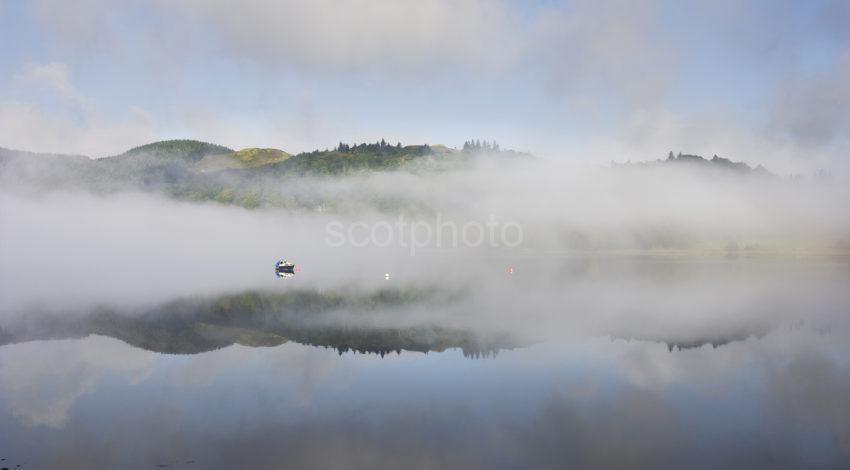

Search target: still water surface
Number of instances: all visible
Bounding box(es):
[1,256,848,469]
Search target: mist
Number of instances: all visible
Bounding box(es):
[2,154,848,350]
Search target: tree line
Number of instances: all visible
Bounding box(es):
[463,139,500,152]
[336,139,403,153]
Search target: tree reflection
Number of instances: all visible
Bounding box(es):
[0,288,521,359]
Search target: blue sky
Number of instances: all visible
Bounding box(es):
[1,0,848,173]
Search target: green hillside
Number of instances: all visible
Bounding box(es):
[232,147,291,166]
[115,139,233,163]
[271,142,439,175]
[195,147,293,172]
[1,138,530,208]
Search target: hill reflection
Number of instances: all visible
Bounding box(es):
[0,288,521,358]
[0,283,789,359]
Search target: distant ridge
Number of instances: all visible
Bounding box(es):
[3,139,786,211]
[0,137,532,208]
[613,151,774,177]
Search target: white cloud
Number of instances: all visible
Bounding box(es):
[0,99,157,157]
[768,51,850,149]
[29,0,117,53]
[13,62,82,104]
[25,0,522,73]
[168,0,520,72]
[1,62,157,157]
[523,0,678,109]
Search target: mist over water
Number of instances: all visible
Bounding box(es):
[1,158,849,469]
[2,158,848,315]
